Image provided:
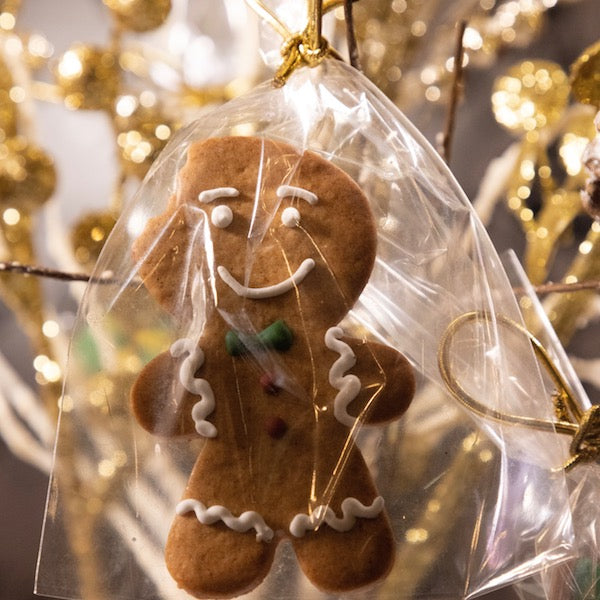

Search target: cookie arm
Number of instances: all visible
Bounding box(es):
[130,350,198,437]
[343,338,415,425]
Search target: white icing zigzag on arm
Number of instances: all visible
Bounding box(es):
[289,496,385,537]
[170,338,217,438]
[325,327,361,427]
[176,499,274,542]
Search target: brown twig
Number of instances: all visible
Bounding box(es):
[524,279,600,296]
[0,260,597,297]
[440,20,467,165]
[344,0,362,71]
[0,261,118,284]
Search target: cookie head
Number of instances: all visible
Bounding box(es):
[177,136,377,328]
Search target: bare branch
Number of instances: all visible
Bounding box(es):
[440,20,467,165]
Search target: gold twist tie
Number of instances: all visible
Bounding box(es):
[245,0,343,87]
[438,311,600,471]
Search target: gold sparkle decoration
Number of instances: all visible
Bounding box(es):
[0,136,56,208]
[103,0,171,33]
[570,40,600,108]
[55,44,120,111]
[0,56,17,137]
[490,43,600,351]
[71,211,117,269]
[491,56,598,285]
[492,60,570,133]
[113,94,175,179]
[543,224,600,344]
[347,0,552,111]
[558,111,598,179]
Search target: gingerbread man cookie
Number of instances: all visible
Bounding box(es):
[130,136,415,598]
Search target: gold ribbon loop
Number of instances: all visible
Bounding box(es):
[274,32,332,87]
[245,0,343,87]
[438,310,599,471]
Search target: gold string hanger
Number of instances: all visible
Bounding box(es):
[244,0,346,86]
[438,311,600,471]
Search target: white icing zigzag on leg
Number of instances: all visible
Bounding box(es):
[289,496,384,537]
[325,327,362,427]
[176,499,274,542]
[170,338,217,438]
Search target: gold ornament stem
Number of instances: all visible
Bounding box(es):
[305,0,323,55]
[323,0,352,12]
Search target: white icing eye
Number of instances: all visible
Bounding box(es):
[211,205,233,228]
[281,206,301,228]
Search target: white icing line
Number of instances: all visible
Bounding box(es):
[170,338,217,438]
[276,185,318,205]
[198,187,239,203]
[289,496,385,538]
[176,499,274,542]
[217,258,315,299]
[325,327,361,428]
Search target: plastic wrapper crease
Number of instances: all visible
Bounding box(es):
[37,60,580,600]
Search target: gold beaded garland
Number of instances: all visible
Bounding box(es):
[55,44,120,111]
[103,0,171,33]
[0,136,56,207]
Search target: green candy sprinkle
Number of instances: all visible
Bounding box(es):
[225,320,293,356]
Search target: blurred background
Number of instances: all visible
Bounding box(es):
[0,0,599,599]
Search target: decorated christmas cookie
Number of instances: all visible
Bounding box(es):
[130,136,416,598]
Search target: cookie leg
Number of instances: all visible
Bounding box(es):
[166,514,278,598]
[292,514,395,594]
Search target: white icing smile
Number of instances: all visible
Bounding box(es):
[217,258,315,299]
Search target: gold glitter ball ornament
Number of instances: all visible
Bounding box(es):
[492,60,570,133]
[570,40,600,108]
[55,45,119,111]
[103,0,171,32]
[114,95,175,179]
[71,211,117,268]
[0,136,56,207]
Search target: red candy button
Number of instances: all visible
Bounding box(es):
[260,372,280,395]
[265,416,287,439]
